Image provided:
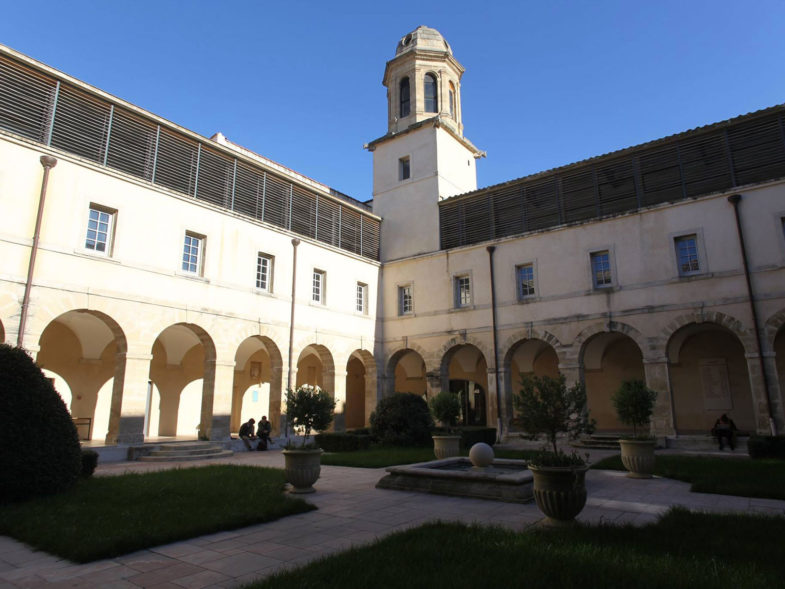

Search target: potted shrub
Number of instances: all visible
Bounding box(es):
[612,380,657,478]
[515,374,594,524]
[282,385,336,493]
[429,391,462,459]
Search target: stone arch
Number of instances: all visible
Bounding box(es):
[666,321,755,434]
[385,347,427,398]
[503,337,560,430]
[662,311,755,356]
[765,308,785,350]
[295,343,336,396]
[435,336,492,369]
[499,329,562,365]
[36,309,128,442]
[440,342,491,426]
[232,335,284,436]
[572,321,649,361]
[579,331,646,432]
[345,349,377,429]
[385,341,431,374]
[149,322,217,439]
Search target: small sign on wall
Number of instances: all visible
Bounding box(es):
[700,358,733,411]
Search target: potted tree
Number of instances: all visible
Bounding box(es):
[515,374,593,525]
[282,385,336,493]
[429,391,462,459]
[612,380,657,478]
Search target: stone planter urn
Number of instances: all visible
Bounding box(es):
[282,448,324,493]
[619,438,656,478]
[432,434,461,459]
[528,464,589,526]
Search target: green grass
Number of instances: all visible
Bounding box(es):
[320,445,539,468]
[0,465,314,563]
[245,508,785,589]
[592,454,785,500]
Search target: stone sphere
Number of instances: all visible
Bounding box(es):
[469,442,494,467]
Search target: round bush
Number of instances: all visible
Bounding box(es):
[0,344,81,503]
[370,393,434,446]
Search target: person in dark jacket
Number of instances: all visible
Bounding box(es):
[712,414,737,450]
[239,418,256,450]
[256,415,272,450]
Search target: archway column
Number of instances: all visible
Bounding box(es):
[426,370,441,398]
[558,362,581,388]
[113,352,153,445]
[644,358,676,436]
[486,365,499,427]
[333,368,347,432]
[745,353,782,434]
[207,359,235,441]
[761,352,785,433]
[498,365,513,429]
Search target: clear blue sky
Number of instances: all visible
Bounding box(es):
[2,1,784,200]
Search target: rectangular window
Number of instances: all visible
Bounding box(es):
[675,234,700,275]
[454,275,471,308]
[399,156,410,181]
[517,264,535,298]
[356,282,368,314]
[312,270,325,304]
[399,284,413,315]
[182,232,204,275]
[256,253,273,291]
[85,206,115,254]
[590,251,612,288]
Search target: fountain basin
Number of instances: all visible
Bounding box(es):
[376,457,533,503]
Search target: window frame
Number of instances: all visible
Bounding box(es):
[424,73,438,113]
[182,231,205,276]
[589,249,614,289]
[516,262,537,300]
[669,228,708,279]
[312,269,326,305]
[356,282,368,315]
[399,76,411,118]
[256,252,274,292]
[84,204,116,256]
[398,283,414,316]
[674,234,701,276]
[453,273,472,309]
[399,156,411,181]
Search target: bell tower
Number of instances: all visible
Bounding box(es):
[366,26,484,261]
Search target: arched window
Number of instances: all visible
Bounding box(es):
[448,81,456,118]
[399,77,410,118]
[424,73,437,113]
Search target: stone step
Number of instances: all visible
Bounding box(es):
[665,435,748,452]
[139,449,234,462]
[153,442,215,451]
[149,447,224,456]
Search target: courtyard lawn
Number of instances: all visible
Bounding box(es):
[320,446,539,468]
[245,508,785,589]
[0,465,314,563]
[592,454,785,500]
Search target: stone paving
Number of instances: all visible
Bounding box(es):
[2,448,784,588]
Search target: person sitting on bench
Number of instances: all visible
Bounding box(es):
[256,415,272,450]
[239,418,256,450]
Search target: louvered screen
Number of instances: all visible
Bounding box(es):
[50,85,110,163]
[440,200,462,249]
[492,187,525,238]
[464,195,492,243]
[0,56,56,143]
[639,146,683,206]
[524,181,560,231]
[361,216,380,259]
[340,206,362,255]
[263,174,290,229]
[680,134,732,197]
[729,115,785,186]
[597,159,637,215]
[291,186,316,239]
[196,146,233,208]
[561,170,597,223]
[154,129,198,196]
[106,108,156,180]
[234,163,264,220]
[316,196,340,247]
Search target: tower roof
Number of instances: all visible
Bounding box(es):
[395,26,452,56]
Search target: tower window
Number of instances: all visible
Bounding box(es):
[449,81,456,118]
[424,73,438,113]
[399,156,410,180]
[400,77,410,118]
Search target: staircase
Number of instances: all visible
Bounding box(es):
[137,441,233,462]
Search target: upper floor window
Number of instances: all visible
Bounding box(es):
[424,73,438,113]
[182,232,204,275]
[454,275,471,308]
[448,81,456,118]
[356,282,368,314]
[399,156,410,181]
[399,284,413,315]
[675,234,700,275]
[312,269,325,304]
[517,264,535,299]
[590,250,612,288]
[256,253,273,292]
[399,77,411,118]
[85,205,115,255]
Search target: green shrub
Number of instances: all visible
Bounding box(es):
[0,344,81,503]
[612,380,657,437]
[370,393,434,446]
[747,435,785,460]
[81,449,99,477]
[429,391,461,429]
[285,385,335,448]
[314,432,372,452]
[348,427,372,436]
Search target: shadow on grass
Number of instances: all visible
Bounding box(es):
[0,465,314,563]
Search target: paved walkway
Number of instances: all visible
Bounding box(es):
[1,449,784,588]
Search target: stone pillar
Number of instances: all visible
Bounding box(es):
[207,359,235,441]
[25,344,41,363]
[486,366,499,429]
[112,352,153,445]
[426,370,441,399]
[762,353,785,434]
[497,365,513,430]
[745,354,778,435]
[558,362,582,389]
[644,358,676,437]
[332,368,347,432]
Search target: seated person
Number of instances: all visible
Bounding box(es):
[712,414,737,451]
[256,415,272,450]
[238,418,256,450]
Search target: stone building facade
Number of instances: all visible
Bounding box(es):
[2,26,784,445]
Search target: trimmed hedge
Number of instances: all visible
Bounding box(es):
[315,432,372,452]
[370,393,434,447]
[747,435,785,460]
[0,344,81,503]
[81,449,99,477]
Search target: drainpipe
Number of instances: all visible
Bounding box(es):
[727,194,777,435]
[486,246,503,443]
[17,155,57,348]
[286,238,300,391]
